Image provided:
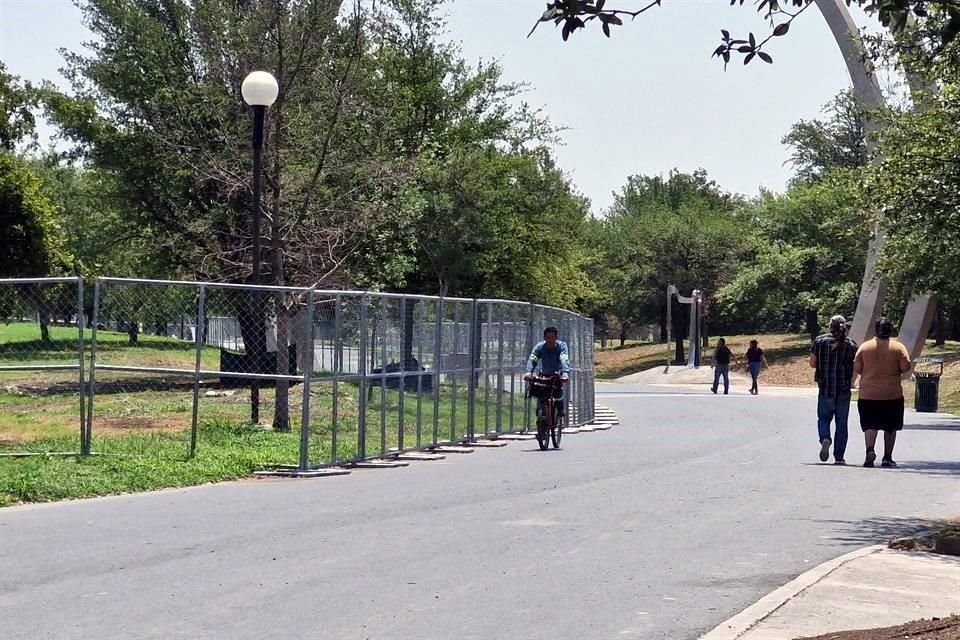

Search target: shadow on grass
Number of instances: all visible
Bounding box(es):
[0,335,198,360]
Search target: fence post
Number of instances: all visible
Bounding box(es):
[358,293,369,460]
[299,289,316,471]
[189,284,206,458]
[525,302,536,431]
[467,299,478,442]
[76,277,86,454]
[331,293,342,464]
[83,279,102,455]
[432,297,443,445]
[398,296,407,451]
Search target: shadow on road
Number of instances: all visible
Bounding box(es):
[894,460,960,476]
[815,515,948,545]
[905,422,960,432]
[801,460,960,477]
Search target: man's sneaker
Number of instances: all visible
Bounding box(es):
[864,450,877,468]
[881,458,898,468]
[819,438,832,462]
[834,459,847,465]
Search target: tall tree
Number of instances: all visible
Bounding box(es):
[596,170,746,346]
[42,0,408,430]
[0,65,72,343]
[867,35,960,306]
[712,174,867,338]
[782,89,868,184]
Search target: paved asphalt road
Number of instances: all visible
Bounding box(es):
[2,382,958,640]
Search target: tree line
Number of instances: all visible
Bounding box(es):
[4,0,960,349]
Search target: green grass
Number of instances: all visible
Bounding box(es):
[0,423,302,507]
[0,321,535,506]
[0,321,221,370]
[0,379,529,507]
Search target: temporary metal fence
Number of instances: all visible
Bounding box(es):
[0,277,596,469]
[0,277,87,455]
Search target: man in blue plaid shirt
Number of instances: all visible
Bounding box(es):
[809,315,858,464]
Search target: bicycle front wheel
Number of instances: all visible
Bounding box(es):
[551,411,563,449]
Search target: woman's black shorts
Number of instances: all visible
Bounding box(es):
[857,397,905,432]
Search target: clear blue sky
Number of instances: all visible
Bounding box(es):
[0,0,876,213]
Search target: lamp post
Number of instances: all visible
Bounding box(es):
[241,71,279,288]
[242,71,279,423]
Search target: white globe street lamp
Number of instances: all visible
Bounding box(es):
[241,70,278,424]
[241,71,279,108]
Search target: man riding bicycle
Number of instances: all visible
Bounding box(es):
[523,326,570,416]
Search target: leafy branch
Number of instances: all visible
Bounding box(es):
[712,0,814,68]
[529,0,960,66]
[527,0,663,40]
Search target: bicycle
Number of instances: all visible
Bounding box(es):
[526,373,564,451]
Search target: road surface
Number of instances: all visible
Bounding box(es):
[1,381,958,639]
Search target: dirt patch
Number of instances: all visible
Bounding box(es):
[796,615,960,640]
[96,416,188,435]
[594,342,671,379]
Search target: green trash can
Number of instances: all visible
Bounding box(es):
[913,357,944,413]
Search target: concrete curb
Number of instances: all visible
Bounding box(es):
[698,545,886,640]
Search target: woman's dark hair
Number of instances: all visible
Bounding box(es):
[875,317,894,339]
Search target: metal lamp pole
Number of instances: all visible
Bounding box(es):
[242,71,279,423]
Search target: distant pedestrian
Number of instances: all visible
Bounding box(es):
[745,339,769,395]
[711,338,738,395]
[809,315,857,464]
[854,317,912,468]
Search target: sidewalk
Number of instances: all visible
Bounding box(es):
[616,364,818,396]
[700,547,960,640]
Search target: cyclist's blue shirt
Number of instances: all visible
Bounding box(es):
[526,340,570,375]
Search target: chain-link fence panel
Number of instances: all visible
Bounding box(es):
[304,292,365,464]
[476,300,532,436]
[88,278,203,458]
[2,276,595,473]
[199,282,311,466]
[0,277,86,455]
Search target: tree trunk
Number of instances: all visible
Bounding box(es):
[402,301,416,367]
[34,287,53,346]
[659,305,668,344]
[39,316,51,345]
[127,321,139,345]
[271,64,290,433]
[273,299,291,432]
[805,309,821,342]
[935,305,946,346]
